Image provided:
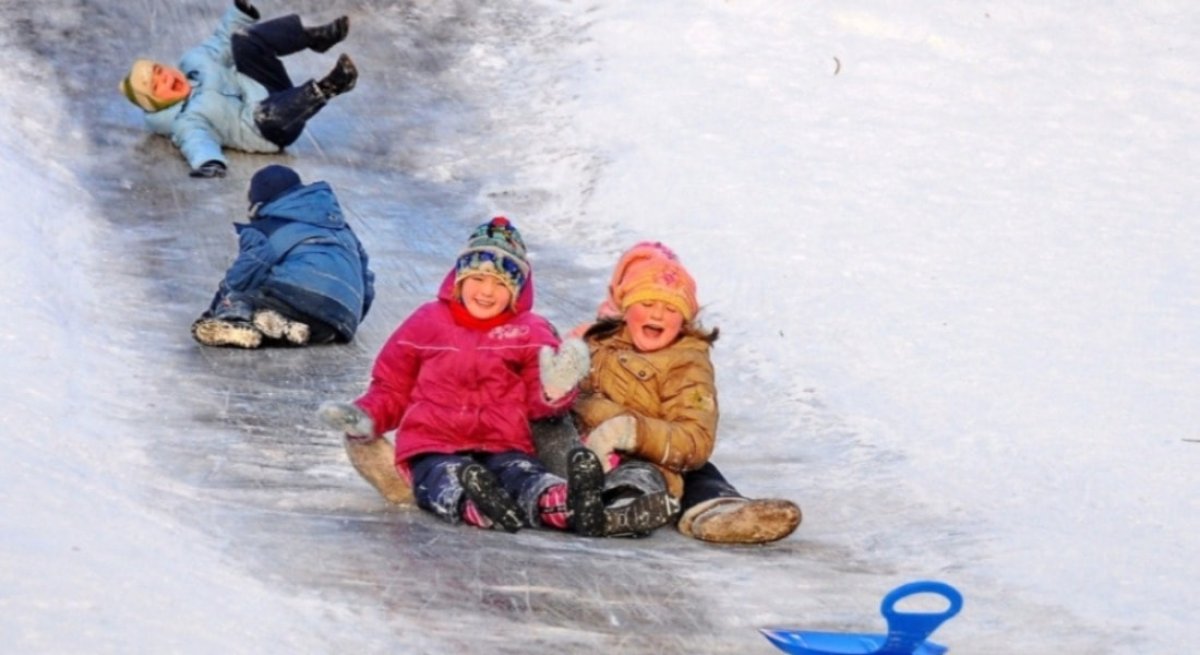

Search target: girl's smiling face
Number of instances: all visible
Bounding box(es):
[151,63,191,104]
[624,300,684,352]
[460,274,512,320]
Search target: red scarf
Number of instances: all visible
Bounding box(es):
[448,299,518,331]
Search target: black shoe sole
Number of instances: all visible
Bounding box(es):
[459,464,524,533]
[605,492,680,537]
[567,448,606,537]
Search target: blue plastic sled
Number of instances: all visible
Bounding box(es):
[760,580,963,655]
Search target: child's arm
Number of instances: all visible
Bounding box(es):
[172,111,226,173]
[220,226,274,292]
[625,352,719,473]
[538,338,589,403]
[353,311,425,434]
[525,319,581,419]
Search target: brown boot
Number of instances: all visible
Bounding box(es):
[343,436,412,504]
[678,497,801,544]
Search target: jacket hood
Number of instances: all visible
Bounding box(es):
[256,182,346,229]
[436,265,535,315]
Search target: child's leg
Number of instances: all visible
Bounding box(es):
[680,462,742,510]
[251,55,357,148]
[210,291,256,322]
[230,15,306,92]
[677,462,801,544]
[603,460,669,501]
[600,460,678,537]
[408,453,474,524]
[191,290,262,348]
[458,461,524,533]
[484,452,568,530]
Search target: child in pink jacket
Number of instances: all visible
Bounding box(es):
[320,217,606,532]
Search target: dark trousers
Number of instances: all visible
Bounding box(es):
[231,14,325,147]
[409,452,562,526]
[680,462,743,510]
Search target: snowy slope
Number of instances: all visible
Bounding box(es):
[1,1,1196,653]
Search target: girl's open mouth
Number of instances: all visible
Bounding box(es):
[641,325,664,338]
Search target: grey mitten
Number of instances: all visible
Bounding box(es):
[538,337,591,401]
[585,415,637,472]
[318,401,375,439]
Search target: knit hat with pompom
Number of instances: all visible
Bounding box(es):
[454,217,530,305]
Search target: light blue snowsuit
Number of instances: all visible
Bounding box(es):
[142,6,278,171]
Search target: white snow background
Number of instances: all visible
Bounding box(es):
[2,1,1197,653]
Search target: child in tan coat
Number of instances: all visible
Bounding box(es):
[564,242,801,544]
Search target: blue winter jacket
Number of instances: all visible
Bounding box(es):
[143,6,279,171]
[222,181,374,341]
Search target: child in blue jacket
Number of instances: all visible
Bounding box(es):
[192,164,374,348]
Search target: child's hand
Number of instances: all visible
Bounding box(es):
[318,401,375,439]
[189,161,227,178]
[538,338,591,402]
[585,416,637,472]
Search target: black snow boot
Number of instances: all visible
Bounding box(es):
[316,54,358,98]
[306,16,349,53]
[604,492,680,538]
[567,448,606,537]
[459,463,524,533]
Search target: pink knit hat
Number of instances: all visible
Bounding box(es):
[610,243,698,321]
[596,241,680,320]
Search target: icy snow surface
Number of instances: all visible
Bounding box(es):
[1,1,1197,653]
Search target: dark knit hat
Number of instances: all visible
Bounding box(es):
[247,165,303,207]
[454,216,530,304]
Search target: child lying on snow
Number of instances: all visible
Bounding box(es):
[192,164,373,348]
[118,0,357,177]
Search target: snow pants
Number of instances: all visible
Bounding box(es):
[409,452,564,527]
[231,14,328,147]
[530,416,732,512]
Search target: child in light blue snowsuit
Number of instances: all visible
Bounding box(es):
[119,0,357,177]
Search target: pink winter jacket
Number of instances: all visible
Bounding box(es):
[353,269,574,481]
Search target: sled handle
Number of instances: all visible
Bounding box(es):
[873,581,963,655]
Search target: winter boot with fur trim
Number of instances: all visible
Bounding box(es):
[316,54,357,98]
[567,447,606,537]
[306,16,349,53]
[252,309,310,345]
[459,463,524,533]
[678,497,801,545]
[343,435,412,504]
[191,318,263,349]
[604,492,680,537]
